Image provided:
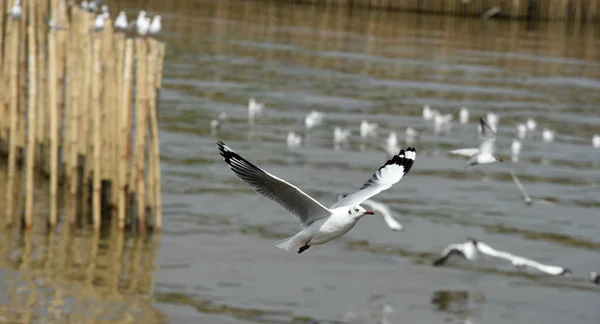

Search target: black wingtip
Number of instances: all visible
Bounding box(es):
[561,268,573,276]
[432,256,447,267]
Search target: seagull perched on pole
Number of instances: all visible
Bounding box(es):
[9,0,22,20]
[450,117,503,166]
[217,141,416,254]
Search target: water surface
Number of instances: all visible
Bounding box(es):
[4,0,600,323]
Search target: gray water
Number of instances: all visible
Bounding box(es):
[4,0,600,323]
[148,1,600,323]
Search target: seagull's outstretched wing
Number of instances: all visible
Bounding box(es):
[476,241,570,276]
[433,244,465,266]
[450,148,479,157]
[217,141,330,227]
[330,148,416,209]
[478,117,497,154]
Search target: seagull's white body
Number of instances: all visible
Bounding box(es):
[217,141,416,254]
[360,120,378,138]
[511,139,522,162]
[149,15,161,34]
[593,134,600,148]
[136,11,150,36]
[459,107,469,124]
[93,14,105,31]
[486,112,499,133]
[516,123,527,140]
[542,128,555,143]
[422,105,435,120]
[114,11,128,30]
[10,0,22,20]
[590,271,600,285]
[450,117,502,166]
[248,98,264,124]
[333,127,350,144]
[526,118,537,132]
[305,110,324,129]
[286,132,302,148]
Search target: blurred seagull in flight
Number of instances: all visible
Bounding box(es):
[511,139,522,163]
[333,127,351,145]
[486,112,499,133]
[422,105,436,121]
[434,238,572,276]
[248,98,264,124]
[459,107,469,124]
[217,141,416,254]
[337,194,403,231]
[305,110,325,129]
[590,271,600,285]
[526,117,537,132]
[450,117,503,166]
[360,120,378,138]
[516,123,527,140]
[542,128,555,143]
[286,132,302,148]
[593,134,600,149]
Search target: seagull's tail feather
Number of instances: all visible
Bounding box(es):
[274,236,300,251]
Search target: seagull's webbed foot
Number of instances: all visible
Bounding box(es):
[297,244,310,254]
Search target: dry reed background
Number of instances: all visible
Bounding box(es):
[0,0,165,233]
[290,0,599,21]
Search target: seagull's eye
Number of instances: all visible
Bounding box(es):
[348,210,351,215]
[354,208,359,212]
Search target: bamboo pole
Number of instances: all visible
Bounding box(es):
[49,28,59,227]
[24,0,37,230]
[146,40,157,222]
[68,6,81,225]
[134,38,149,233]
[118,39,134,231]
[92,34,103,230]
[150,42,165,231]
[36,0,48,147]
[17,0,28,152]
[5,14,20,227]
[113,32,126,210]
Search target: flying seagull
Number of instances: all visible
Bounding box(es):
[336,194,403,231]
[433,238,571,276]
[450,117,503,166]
[217,141,416,254]
[590,271,600,285]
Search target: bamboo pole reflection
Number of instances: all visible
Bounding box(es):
[0,215,165,323]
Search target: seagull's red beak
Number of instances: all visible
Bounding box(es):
[363,210,375,215]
